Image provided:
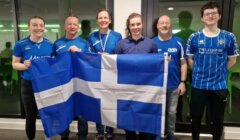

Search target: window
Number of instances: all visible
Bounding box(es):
[0,0,108,117]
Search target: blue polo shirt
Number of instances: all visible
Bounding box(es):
[53,36,90,55]
[153,35,187,90]
[187,29,239,90]
[115,36,157,54]
[89,30,122,54]
[13,36,53,80]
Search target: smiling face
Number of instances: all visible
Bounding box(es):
[28,18,45,38]
[64,16,80,38]
[128,16,143,38]
[97,10,111,30]
[201,8,221,26]
[157,15,172,35]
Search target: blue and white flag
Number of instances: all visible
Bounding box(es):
[29,52,168,138]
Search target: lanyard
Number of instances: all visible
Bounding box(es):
[99,29,110,52]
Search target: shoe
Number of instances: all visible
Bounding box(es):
[105,134,114,140]
[95,134,104,140]
[61,137,69,140]
[77,133,87,140]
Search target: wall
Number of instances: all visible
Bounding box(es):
[114,0,141,38]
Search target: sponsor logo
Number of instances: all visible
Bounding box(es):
[168,48,177,53]
[198,48,224,54]
[29,55,51,60]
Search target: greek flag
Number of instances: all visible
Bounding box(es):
[29,52,168,138]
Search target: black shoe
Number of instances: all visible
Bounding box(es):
[95,134,104,140]
[61,137,69,140]
[105,134,115,140]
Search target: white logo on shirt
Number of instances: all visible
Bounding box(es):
[199,40,204,45]
[93,40,100,46]
[168,48,177,53]
[56,45,66,52]
[25,45,31,50]
[218,39,224,45]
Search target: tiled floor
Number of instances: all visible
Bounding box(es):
[0,129,215,140]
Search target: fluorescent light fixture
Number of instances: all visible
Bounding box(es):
[172,29,181,34]
[51,29,59,32]
[45,24,60,28]
[167,7,174,11]
[0,29,14,32]
[20,29,29,32]
[11,24,60,28]
[18,24,28,28]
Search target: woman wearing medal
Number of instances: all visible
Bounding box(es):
[88,9,122,140]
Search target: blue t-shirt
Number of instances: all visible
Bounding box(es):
[53,36,90,55]
[152,35,187,90]
[88,30,122,54]
[115,36,157,54]
[187,29,239,90]
[13,37,53,80]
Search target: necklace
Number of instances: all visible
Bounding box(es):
[99,29,110,52]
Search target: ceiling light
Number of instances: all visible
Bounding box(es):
[167,7,174,11]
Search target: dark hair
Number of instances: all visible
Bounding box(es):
[178,11,193,28]
[28,16,45,26]
[125,12,142,37]
[5,42,11,48]
[96,9,112,20]
[81,20,90,28]
[201,1,221,17]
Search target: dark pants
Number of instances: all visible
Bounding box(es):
[125,130,156,140]
[21,79,38,140]
[190,87,228,140]
[61,116,88,140]
[96,123,113,135]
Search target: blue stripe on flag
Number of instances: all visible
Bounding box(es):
[74,93,101,123]
[30,52,73,92]
[117,54,165,86]
[71,52,101,82]
[117,100,162,134]
[38,94,75,137]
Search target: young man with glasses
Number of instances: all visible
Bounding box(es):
[187,2,239,140]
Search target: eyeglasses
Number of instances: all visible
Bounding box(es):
[204,12,219,17]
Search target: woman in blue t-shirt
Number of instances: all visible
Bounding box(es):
[88,9,122,140]
[12,16,53,140]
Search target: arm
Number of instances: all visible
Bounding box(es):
[228,56,237,69]
[12,56,30,71]
[178,58,187,95]
[188,55,194,69]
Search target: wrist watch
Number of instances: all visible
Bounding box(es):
[180,80,186,83]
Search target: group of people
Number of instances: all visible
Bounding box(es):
[11,1,238,140]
